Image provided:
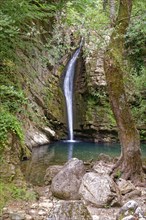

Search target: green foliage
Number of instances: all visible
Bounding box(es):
[0,109,24,150]
[86,88,106,112]
[0,83,27,149]
[0,0,57,61]
[131,67,146,102]
[0,181,36,212]
[115,170,122,179]
[10,185,36,200]
[125,12,146,71]
[132,100,146,126]
[0,85,27,113]
[85,87,116,126]
[65,0,108,30]
[105,106,116,126]
[44,0,109,66]
[140,130,146,141]
[64,0,110,51]
[126,66,146,130]
[124,2,146,138]
[0,61,28,149]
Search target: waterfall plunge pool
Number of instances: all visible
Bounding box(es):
[21,141,146,185]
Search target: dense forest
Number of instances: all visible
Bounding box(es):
[0,0,146,217]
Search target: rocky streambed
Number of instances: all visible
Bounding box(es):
[1,157,146,220]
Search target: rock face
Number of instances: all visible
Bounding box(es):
[19,46,66,148]
[73,47,118,142]
[79,172,121,208]
[25,126,50,149]
[47,200,92,220]
[51,158,86,200]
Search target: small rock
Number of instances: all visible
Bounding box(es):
[38,210,46,215]
[2,208,8,212]
[93,161,113,175]
[25,214,33,220]
[92,215,100,220]
[121,215,135,220]
[28,209,37,215]
[135,207,144,218]
[39,201,53,209]
[10,212,25,220]
[121,200,138,212]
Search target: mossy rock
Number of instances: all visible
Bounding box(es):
[0,133,31,183]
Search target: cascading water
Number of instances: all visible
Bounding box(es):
[63,40,83,141]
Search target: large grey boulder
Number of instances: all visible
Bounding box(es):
[51,158,86,200]
[79,172,121,208]
[47,200,92,220]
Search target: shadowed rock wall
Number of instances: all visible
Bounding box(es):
[73,49,118,142]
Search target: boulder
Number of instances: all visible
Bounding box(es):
[116,200,145,220]
[47,200,92,220]
[44,165,63,185]
[116,178,136,195]
[93,160,113,175]
[51,158,86,200]
[79,172,121,208]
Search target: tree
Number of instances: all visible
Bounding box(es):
[104,0,144,184]
[109,0,116,26]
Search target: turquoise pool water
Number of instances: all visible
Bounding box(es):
[22,141,146,185]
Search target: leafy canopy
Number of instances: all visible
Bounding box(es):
[126,0,146,67]
[0,0,58,61]
[45,0,110,66]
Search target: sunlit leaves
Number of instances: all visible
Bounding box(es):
[125,12,146,71]
[45,0,110,65]
[0,85,27,113]
[0,109,24,150]
[0,0,57,61]
[64,0,109,33]
[132,0,146,15]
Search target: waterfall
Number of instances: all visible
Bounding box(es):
[63,40,83,141]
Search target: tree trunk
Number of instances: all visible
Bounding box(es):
[104,0,143,184]
[109,0,115,26]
